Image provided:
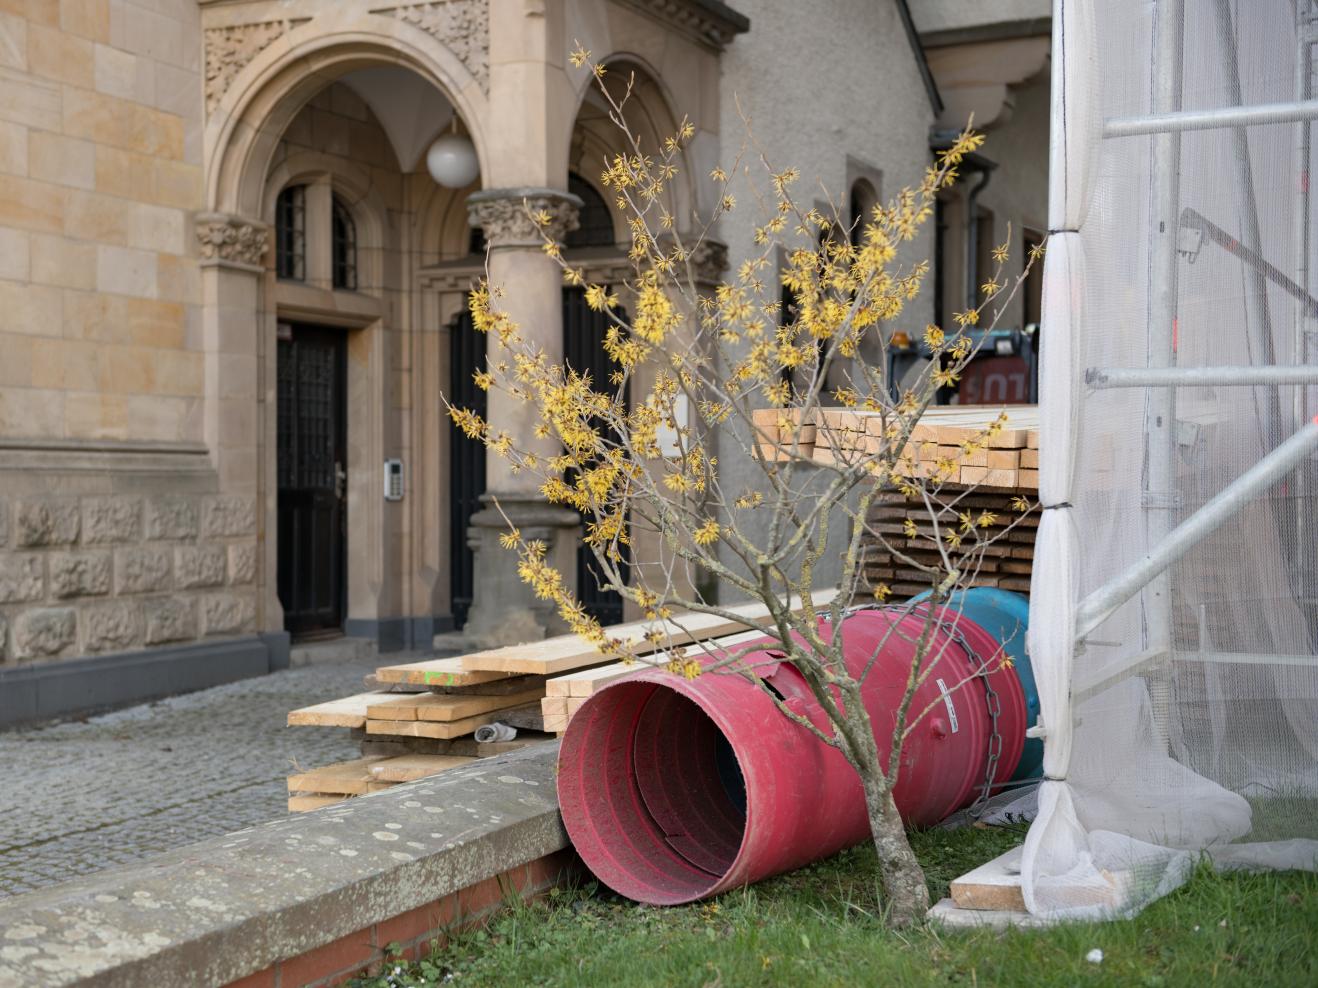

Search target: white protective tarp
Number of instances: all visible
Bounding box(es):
[1025,0,1318,920]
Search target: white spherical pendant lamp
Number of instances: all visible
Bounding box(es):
[426,132,479,189]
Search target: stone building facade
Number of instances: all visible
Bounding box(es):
[0,0,1049,725]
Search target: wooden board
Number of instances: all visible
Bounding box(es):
[950,845,1027,913]
[364,707,508,739]
[862,486,1038,601]
[365,686,544,723]
[372,655,518,689]
[429,675,546,697]
[488,702,545,732]
[358,736,528,757]
[288,794,349,812]
[370,754,477,782]
[546,628,772,698]
[286,757,386,795]
[287,693,401,729]
[361,675,430,694]
[547,662,630,698]
[540,695,568,718]
[460,593,836,677]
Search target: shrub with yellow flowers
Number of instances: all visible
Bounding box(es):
[448,45,1040,927]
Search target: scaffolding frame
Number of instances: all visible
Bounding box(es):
[1075,0,1318,698]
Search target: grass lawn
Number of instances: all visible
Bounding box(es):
[353,824,1318,987]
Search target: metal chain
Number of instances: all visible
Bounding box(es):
[925,612,1002,819]
[845,601,1003,819]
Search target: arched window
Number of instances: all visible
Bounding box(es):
[849,178,878,250]
[566,172,615,248]
[275,184,306,281]
[331,194,357,291]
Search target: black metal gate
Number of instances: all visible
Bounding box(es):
[277,323,346,638]
[448,307,486,630]
[563,286,629,625]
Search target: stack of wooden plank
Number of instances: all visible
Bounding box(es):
[898,406,1039,489]
[751,408,817,461]
[286,666,554,810]
[862,487,1039,599]
[539,629,768,733]
[286,595,834,810]
[753,406,1040,491]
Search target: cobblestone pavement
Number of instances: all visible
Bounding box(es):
[0,657,390,898]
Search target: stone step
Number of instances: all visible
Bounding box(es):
[289,635,377,668]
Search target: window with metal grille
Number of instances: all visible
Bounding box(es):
[275,185,306,281]
[566,172,615,248]
[331,194,357,291]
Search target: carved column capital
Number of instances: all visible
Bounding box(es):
[685,238,729,287]
[658,235,728,287]
[466,188,582,248]
[195,212,269,270]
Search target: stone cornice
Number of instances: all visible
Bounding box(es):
[611,0,749,52]
[466,188,582,248]
[195,212,269,270]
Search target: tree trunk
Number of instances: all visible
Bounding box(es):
[862,771,930,927]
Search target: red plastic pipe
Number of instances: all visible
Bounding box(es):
[556,606,1026,905]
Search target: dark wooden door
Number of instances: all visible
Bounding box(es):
[563,286,629,625]
[277,323,346,638]
[448,307,486,630]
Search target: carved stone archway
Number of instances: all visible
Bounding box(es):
[202,2,492,219]
[196,2,494,647]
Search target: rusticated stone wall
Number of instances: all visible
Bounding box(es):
[0,446,258,665]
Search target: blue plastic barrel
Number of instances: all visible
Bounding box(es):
[910,587,1042,782]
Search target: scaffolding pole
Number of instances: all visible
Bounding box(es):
[1087,365,1318,388]
[1104,99,1318,138]
[1077,419,1318,639]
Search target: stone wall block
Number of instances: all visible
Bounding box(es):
[0,612,8,661]
[175,545,226,588]
[14,608,76,659]
[115,547,172,594]
[200,592,255,636]
[226,542,257,585]
[0,555,44,603]
[15,500,80,547]
[145,496,199,540]
[82,601,143,653]
[201,495,255,538]
[0,499,8,546]
[50,551,113,598]
[82,497,142,544]
[144,597,196,644]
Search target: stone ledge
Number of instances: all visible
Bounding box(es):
[0,744,568,988]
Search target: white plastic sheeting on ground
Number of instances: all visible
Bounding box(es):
[1024,0,1318,920]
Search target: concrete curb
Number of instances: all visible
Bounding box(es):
[0,744,567,987]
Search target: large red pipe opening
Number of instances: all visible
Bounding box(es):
[557,600,1030,905]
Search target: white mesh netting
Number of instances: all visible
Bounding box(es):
[1023,0,1318,920]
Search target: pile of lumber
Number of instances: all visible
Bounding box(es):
[286,661,554,811]
[287,596,832,810]
[753,406,1040,490]
[539,629,768,733]
[862,487,1039,600]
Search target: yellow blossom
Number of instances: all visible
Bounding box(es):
[694,519,720,546]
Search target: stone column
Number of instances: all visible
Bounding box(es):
[458,188,582,648]
[196,213,279,647]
